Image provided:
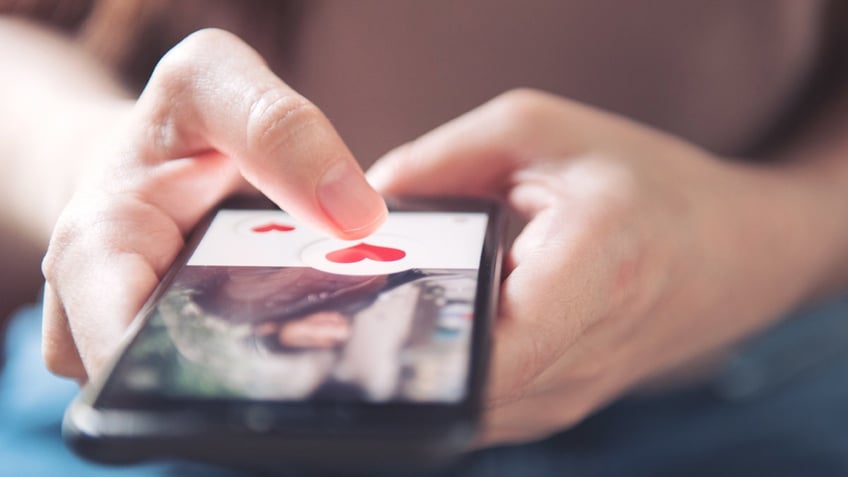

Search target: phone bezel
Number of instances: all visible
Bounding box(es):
[66,195,504,457]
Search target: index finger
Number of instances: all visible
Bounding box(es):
[131,28,386,239]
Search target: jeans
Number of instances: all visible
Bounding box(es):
[2,296,847,477]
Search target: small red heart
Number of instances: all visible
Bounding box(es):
[325,243,406,264]
[251,222,296,233]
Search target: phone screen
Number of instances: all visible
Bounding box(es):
[96,206,490,407]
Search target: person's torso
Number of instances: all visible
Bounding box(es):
[276,0,828,165]
[113,0,832,163]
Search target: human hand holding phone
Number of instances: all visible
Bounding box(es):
[41,29,387,382]
[369,89,823,445]
[47,28,500,471]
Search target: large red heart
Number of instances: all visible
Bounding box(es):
[251,222,295,233]
[325,243,406,264]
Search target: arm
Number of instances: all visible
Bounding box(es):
[772,83,848,295]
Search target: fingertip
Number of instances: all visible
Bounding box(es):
[364,164,392,193]
[365,153,401,193]
[333,203,388,240]
[317,161,388,238]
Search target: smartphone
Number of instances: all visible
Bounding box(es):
[63,195,504,473]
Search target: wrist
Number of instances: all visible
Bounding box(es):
[759,160,848,299]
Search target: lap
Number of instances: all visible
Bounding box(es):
[3,295,847,477]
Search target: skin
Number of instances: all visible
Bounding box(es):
[368,90,848,443]
[3,19,848,447]
[32,27,388,379]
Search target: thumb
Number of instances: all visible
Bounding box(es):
[367,89,596,197]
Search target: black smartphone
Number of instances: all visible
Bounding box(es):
[63,195,504,473]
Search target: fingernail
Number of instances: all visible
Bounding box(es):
[318,161,387,236]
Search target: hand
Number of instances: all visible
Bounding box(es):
[368,89,824,445]
[41,29,387,382]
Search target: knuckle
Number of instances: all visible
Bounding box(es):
[597,160,642,200]
[148,28,243,108]
[42,203,120,284]
[483,88,566,151]
[42,345,68,376]
[42,337,83,379]
[245,89,322,153]
[151,44,200,93]
[41,215,80,283]
[143,36,213,153]
[179,27,238,51]
[489,88,552,124]
[383,140,420,174]
[156,28,237,79]
[565,158,642,222]
[41,248,58,284]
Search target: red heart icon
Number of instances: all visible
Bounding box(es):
[251,222,296,233]
[325,243,406,264]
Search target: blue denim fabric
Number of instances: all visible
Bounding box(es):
[2,296,847,477]
[0,306,240,477]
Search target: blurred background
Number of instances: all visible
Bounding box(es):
[1,1,847,476]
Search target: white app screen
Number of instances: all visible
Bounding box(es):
[189,210,489,273]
